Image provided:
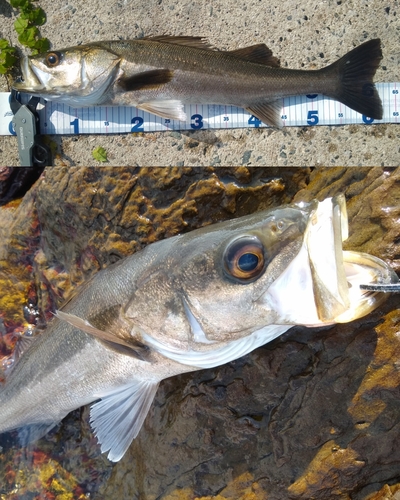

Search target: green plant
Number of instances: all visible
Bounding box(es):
[0,0,49,74]
[0,39,17,74]
[92,147,108,163]
[11,0,49,54]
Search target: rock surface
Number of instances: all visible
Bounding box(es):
[0,167,399,500]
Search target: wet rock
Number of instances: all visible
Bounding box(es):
[0,167,399,500]
[0,167,44,206]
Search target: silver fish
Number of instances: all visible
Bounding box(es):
[0,196,397,461]
[12,36,383,127]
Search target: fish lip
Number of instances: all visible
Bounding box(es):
[335,251,399,323]
[307,195,398,323]
[306,194,350,322]
[12,56,45,92]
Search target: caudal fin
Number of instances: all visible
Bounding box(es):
[325,38,383,119]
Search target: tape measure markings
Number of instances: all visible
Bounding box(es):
[0,82,399,136]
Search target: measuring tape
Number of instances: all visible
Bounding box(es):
[0,83,398,135]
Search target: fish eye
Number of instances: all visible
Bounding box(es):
[45,52,61,67]
[224,236,265,282]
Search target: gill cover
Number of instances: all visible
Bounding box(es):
[13,44,121,105]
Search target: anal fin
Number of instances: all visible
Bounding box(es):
[90,380,159,462]
[246,100,283,128]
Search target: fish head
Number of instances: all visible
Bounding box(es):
[125,195,397,347]
[12,44,121,106]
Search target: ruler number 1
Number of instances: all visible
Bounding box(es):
[70,118,79,134]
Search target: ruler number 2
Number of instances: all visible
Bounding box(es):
[131,117,144,132]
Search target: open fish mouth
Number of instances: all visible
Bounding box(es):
[309,195,398,323]
[13,56,45,91]
[266,195,398,325]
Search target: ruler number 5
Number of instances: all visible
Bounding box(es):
[307,110,319,126]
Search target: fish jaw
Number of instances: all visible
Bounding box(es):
[336,251,398,323]
[12,46,122,106]
[13,55,45,91]
[263,195,397,325]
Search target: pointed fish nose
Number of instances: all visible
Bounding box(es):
[12,56,44,91]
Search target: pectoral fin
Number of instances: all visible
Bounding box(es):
[246,100,283,128]
[90,380,159,462]
[118,69,174,92]
[55,310,149,360]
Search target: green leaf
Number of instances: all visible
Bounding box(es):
[14,17,29,35]
[0,51,17,67]
[21,7,46,25]
[31,37,50,54]
[18,26,39,47]
[92,147,108,163]
[10,0,30,9]
[0,39,10,50]
[30,7,46,25]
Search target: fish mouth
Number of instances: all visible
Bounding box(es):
[307,195,398,323]
[266,195,398,325]
[12,56,45,92]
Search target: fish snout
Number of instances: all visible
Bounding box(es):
[307,195,398,323]
[263,195,397,326]
[12,56,45,91]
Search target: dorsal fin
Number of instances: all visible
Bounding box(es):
[229,44,280,67]
[144,35,215,50]
[0,331,38,380]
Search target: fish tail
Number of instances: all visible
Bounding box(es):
[323,38,383,119]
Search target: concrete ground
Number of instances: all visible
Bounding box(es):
[0,0,399,166]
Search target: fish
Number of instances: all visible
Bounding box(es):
[12,36,384,127]
[0,195,397,462]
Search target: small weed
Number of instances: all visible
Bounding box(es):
[92,147,109,163]
[0,0,50,75]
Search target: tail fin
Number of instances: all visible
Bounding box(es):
[324,38,383,119]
